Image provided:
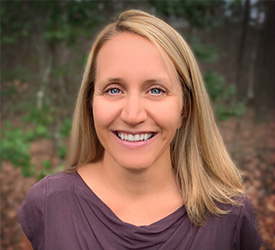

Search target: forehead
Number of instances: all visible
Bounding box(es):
[96,33,177,80]
[98,33,159,57]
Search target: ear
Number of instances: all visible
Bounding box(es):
[181,108,188,119]
[177,109,186,129]
[178,107,188,129]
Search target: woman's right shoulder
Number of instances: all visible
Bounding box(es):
[27,171,78,199]
[18,172,79,246]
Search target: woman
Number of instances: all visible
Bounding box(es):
[18,10,262,250]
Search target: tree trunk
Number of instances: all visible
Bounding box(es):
[253,0,275,121]
[235,0,251,99]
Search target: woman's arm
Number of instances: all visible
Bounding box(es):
[22,230,33,250]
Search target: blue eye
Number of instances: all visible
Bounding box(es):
[108,88,121,95]
[150,88,163,95]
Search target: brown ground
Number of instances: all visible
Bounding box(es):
[1,111,274,250]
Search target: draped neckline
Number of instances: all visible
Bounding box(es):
[74,170,186,229]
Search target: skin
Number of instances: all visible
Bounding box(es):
[21,230,33,250]
[79,33,184,226]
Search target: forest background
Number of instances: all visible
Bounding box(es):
[0,0,274,249]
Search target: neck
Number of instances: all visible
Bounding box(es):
[100,151,179,199]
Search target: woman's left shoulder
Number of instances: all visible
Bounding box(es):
[227,196,256,217]
[228,196,262,250]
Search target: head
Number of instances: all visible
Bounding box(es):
[68,9,211,171]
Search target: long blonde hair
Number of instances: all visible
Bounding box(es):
[66,9,243,226]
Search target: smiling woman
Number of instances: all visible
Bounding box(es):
[18,10,262,250]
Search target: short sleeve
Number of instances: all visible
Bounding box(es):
[17,176,48,249]
[231,197,262,250]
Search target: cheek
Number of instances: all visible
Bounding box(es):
[150,101,183,130]
[93,100,108,128]
[93,99,119,129]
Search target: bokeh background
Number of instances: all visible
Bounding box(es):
[1,1,274,249]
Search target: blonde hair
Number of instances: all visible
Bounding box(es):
[66,10,244,226]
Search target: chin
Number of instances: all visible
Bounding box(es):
[115,157,155,172]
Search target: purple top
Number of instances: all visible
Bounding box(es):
[18,172,262,250]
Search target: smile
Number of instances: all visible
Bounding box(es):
[116,132,155,142]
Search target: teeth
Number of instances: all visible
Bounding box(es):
[144,134,150,141]
[128,134,134,141]
[117,132,154,142]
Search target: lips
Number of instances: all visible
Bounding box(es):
[115,132,155,142]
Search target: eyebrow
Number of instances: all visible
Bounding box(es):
[106,77,169,84]
[144,78,168,84]
[107,78,124,83]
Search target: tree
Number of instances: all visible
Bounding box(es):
[253,0,275,121]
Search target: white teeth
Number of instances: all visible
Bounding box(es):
[144,134,149,141]
[128,134,134,141]
[117,132,154,142]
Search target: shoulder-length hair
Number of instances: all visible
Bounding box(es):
[66,9,243,226]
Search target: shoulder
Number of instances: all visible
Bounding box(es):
[42,171,77,195]
[193,197,261,250]
[214,196,257,219]
[20,171,78,211]
[230,196,262,250]
[17,172,79,247]
[221,196,255,218]
[215,196,260,233]
[18,172,78,224]
[224,196,259,227]
[237,196,257,220]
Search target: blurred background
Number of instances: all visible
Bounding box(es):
[0,0,274,249]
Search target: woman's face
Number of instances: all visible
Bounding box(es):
[93,33,183,170]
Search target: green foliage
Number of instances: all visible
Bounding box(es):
[1,122,33,176]
[226,0,243,9]
[1,67,31,82]
[38,160,52,180]
[204,71,246,120]
[216,103,246,121]
[204,71,227,102]
[59,118,72,139]
[57,118,71,160]
[22,106,54,126]
[1,1,102,45]
[190,36,218,63]
[1,106,72,177]
[42,159,52,170]
[35,124,50,138]
[36,1,102,44]
[39,160,65,180]
[150,0,225,28]
[0,2,33,44]
[1,84,17,98]
[1,123,51,177]
[1,105,54,176]
[58,146,67,160]
[52,64,70,79]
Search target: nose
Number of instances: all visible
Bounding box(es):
[120,93,147,125]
